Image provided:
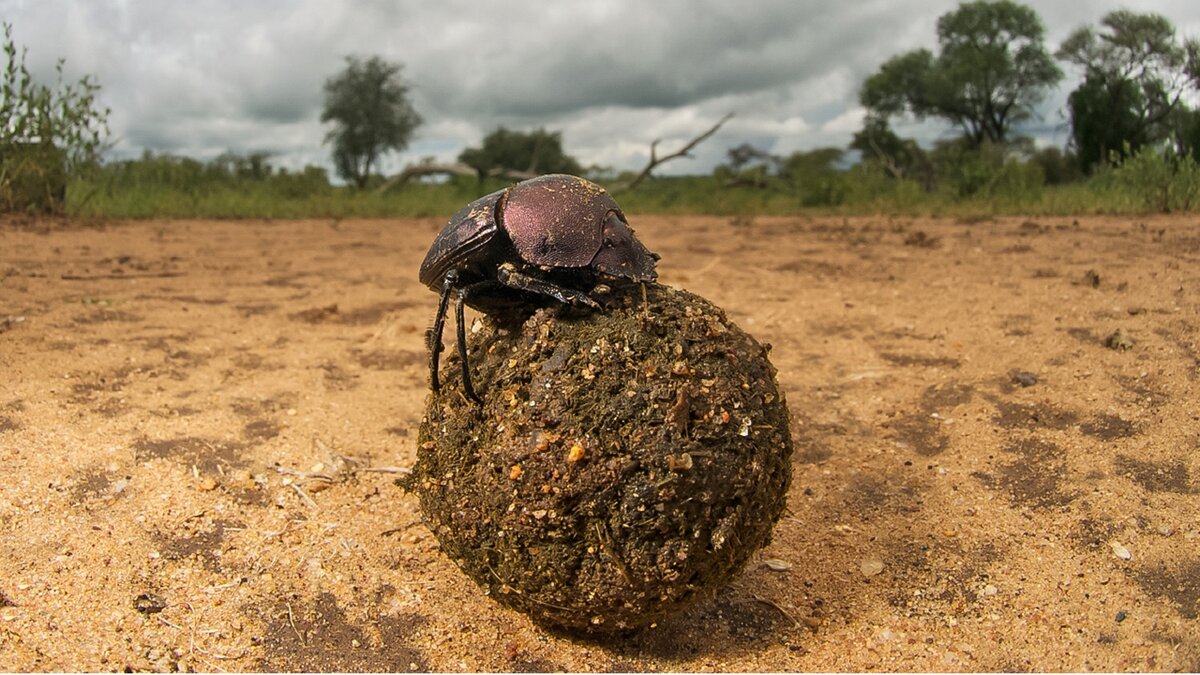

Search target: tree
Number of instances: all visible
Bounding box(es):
[850,114,930,185]
[1169,106,1200,158]
[1,22,109,212]
[321,56,421,189]
[713,143,777,189]
[724,143,777,172]
[458,127,582,180]
[1064,74,1147,171]
[861,1,1062,147]
[1028,146,1082,185]
[1057,10,1200,171]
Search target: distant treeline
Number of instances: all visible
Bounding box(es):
[64,144,1200,218]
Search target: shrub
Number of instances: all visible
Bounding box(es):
[0,22,109,213]
[1097,143,1200,212]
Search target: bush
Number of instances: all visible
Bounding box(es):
[0,22,109,213]
[1096,143,1200,212]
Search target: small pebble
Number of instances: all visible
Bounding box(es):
[133,592,167,615]
[1104,330,1134,351]
[1115,610,1128,623]
[763,559,792,572]
[1110,541,1132,560]
[860,559,884,577]
[1010,370,1038,387]
[667,453,693,471]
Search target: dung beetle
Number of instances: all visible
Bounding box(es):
[419,173,659,403]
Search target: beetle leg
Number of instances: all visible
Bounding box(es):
[454,287,482,404]
[496,263,601,309]
[427,269,459,393]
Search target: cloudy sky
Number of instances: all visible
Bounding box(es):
[4,0,1200,178]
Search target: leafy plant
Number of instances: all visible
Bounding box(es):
[0,22,109,213]
[1099,142,1200,212]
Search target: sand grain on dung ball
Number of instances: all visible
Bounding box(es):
[407,283,793,634]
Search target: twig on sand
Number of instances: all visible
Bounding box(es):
[289,482,318,508]
[361,466,411,475]
[752,593,800,628]
[287,603,305,645]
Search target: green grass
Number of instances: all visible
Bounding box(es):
[66,178,495,220]
[62,171,1192,221]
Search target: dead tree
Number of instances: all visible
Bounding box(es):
[376,163,549,194]
[374,162,475,193]
[619,112,734,192]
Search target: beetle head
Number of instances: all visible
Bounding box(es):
[590,210,659,283]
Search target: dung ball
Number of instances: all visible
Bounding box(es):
[407,283,793,634]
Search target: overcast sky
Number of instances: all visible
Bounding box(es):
[4,0,1200,178]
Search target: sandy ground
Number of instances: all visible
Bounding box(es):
[0,212,1198,672]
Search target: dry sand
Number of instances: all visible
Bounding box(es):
[0,213,1197,671]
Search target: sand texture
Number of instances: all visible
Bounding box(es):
[0,214,1198,671]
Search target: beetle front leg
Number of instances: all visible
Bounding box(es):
[426,269,459,393]
[454,288,481,404]
[496,263,601,308]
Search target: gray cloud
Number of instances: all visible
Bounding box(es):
[3,0,1199,177]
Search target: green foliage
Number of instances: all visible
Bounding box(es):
[1057,10,1200,172]
[850,115,933,187]
[1028,146,1083,185]
[928,140,1045,199]
[321,56,421,189]
[1066,74,1147,170]
[712,143,776,188]
[779,147,848,206]
[1095,143,1200,213]
[0,22,109,213]
[1169,107,1200,157]
[711,146,851,206]
[458,127,583,178]
[861,1,1062,146]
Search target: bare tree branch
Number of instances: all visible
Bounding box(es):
[375,162,475,193]
[619,112,734,192]
[376,162,544,194]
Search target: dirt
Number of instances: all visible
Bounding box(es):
[0,213,1198,671]
[410,284,792,634]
